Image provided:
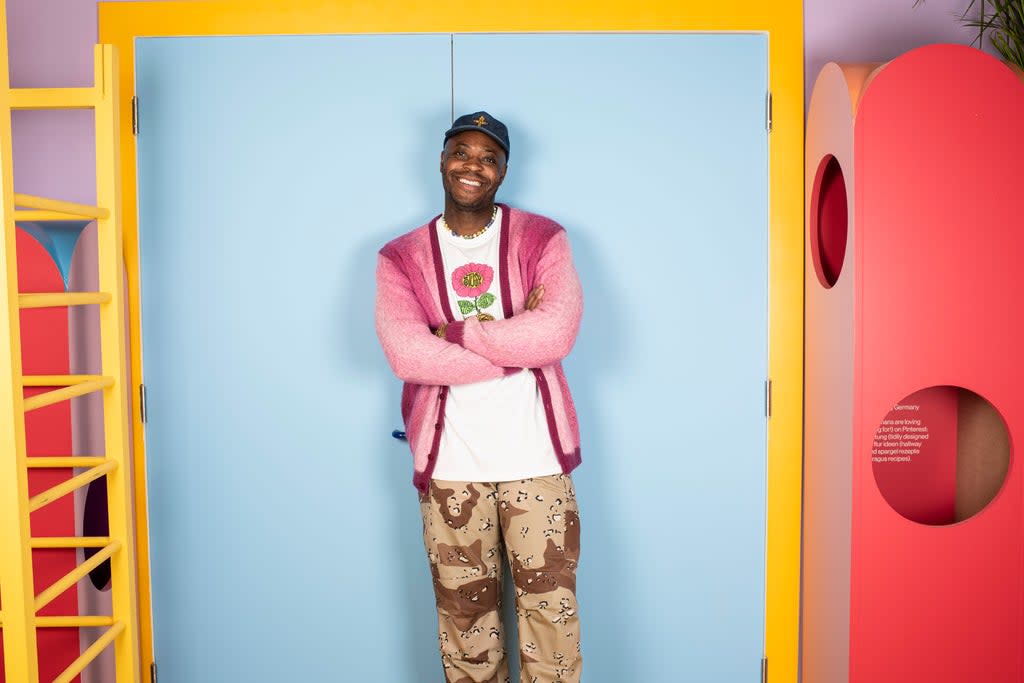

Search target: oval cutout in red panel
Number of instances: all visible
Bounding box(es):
[810,154,848,288]
[871,386,1011,525]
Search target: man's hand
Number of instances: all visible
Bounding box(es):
[526,284,545,311]
[434,322,448,338]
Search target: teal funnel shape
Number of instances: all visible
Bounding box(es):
[18,220,92,291]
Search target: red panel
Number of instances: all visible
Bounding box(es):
[851,45,1024,682]
[0,229,80,683]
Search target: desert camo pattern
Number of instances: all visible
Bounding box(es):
[420,474,582,683]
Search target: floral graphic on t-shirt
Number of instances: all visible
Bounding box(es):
[452,263,496,321]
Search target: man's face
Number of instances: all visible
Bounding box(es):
[440,130,507,212]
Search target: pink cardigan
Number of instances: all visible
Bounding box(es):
[375,204,583,492]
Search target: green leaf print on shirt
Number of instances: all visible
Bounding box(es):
[457,292,495,318]
[452,262,497,320]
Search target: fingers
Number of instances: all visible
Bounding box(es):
[526,284,545,310]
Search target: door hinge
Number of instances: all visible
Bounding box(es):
[761,657,768,683]
[765,91,773,132]
[139,383,148,424]
[150,662,158,683]
[132,95,139,136]
[765,379,772,418]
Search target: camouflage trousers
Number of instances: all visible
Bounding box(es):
[420,474,582,683]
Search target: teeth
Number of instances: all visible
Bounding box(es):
[458,178,481,187]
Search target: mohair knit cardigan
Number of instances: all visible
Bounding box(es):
[375,204,583,492]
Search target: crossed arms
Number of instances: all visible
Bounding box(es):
[375,230,583,386]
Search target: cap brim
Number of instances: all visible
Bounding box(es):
[443,126,510,157]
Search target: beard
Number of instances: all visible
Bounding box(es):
[442,174,498,213]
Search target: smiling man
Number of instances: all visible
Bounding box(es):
[374,112,585,682]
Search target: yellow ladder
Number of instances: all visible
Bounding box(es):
[0,6,140,683]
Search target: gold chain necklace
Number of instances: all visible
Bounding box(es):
[440,205,498,239]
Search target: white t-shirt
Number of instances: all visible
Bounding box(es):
[432,207,562,482]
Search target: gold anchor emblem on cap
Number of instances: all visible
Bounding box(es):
[474,115,487,126]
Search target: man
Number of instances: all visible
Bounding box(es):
[374,111,584,682]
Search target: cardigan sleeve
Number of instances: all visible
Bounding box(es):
[444,230,583,368]
[375,253,506,386]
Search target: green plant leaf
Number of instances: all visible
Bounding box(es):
[458,300,476,315]
[954,0,1024,69]
[477,292,496,309]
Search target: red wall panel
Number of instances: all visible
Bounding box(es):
[804,45,1024,683]
[0,229,80,683]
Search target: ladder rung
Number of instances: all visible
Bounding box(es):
[37,616,116,628]
[36,541,121,612]
[8,87,98,110]
[22,374,101,386]
[0,615,115,628]
[14,210,96,223]
[13,193,109,220]
[26,456,107,468]
[28,460,117,513]
[53,621,125,683]
[19,292,111,309]
[23,377,114,411]
[31,536,112,549]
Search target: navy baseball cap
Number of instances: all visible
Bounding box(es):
[443,111,510,159]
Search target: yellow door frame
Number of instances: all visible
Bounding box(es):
[99,1,804,680]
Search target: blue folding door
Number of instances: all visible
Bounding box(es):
[136,33,767,682]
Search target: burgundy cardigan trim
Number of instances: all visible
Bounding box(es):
[425,218,454,494]
[497,203,514,320]
[428,215,456,323]
[415,386,449,494]
[531,368,570,471]
[445,320,466,346]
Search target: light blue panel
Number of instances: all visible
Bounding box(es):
[136,35,451,682]
[455,34,769,681]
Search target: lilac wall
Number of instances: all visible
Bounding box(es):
[6,0,994,201]
[805,0,986,104]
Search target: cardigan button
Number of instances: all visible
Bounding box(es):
[434,423,441,429]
